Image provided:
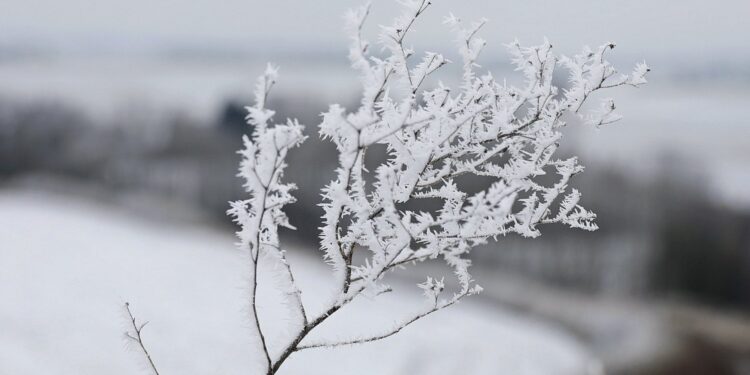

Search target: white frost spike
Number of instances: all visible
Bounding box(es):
[443,12,460,27]
[586,98,623,128]
[629,61,651,86]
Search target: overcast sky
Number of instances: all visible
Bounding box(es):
[2,0,749,205]
[2,0,749,62]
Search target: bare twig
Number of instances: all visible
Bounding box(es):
[124,302,161,375]
[297,288,472,351]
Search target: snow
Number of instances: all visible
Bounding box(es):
[0,190,596,374]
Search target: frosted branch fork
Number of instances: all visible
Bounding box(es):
[128,1,648,374]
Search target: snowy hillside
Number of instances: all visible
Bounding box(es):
[0,190,596,374]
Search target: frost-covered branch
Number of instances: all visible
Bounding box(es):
[248,2,646,373]
[227,64,307,373]
[126,1,648,374]
[297,279,479,350]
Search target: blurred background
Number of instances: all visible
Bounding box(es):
[1,0,749,374]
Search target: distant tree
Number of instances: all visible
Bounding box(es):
[127,1,648,373]
[218,100,253,135]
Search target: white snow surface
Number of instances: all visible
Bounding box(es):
[0,190,596,374]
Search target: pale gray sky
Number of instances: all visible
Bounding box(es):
[2,1,749,206]
[2,0,749,62]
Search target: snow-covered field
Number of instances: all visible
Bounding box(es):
[0,190,596,374]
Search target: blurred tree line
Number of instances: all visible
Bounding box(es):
[0,96,747,310]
